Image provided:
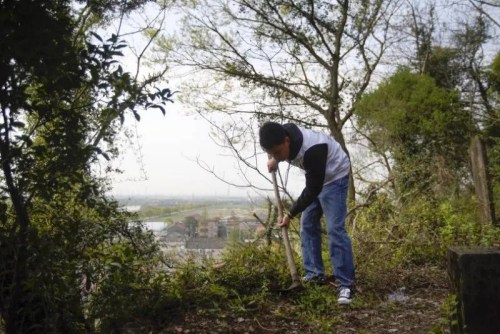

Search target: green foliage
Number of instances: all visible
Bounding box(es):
[355,70,473,196]
[295,285,338,316]
[87,242,289,330]
[166,244,289,312]
[488,137,500,214]
[353,192,500,291]
[485,53,500,217]
[438,197,500,248]
[0,1,173,332]
[292,285,343,332]
[215,243,289,294]
[423,47,462,90]
[89,261,183,333]
[76,0,153,22]
[138,204,199,219]
[0,2,497,332]
[490,52,500,93]
[430,294,459,334]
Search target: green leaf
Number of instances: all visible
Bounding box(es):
[11,121,25,128]
[90,32,103,42]
[133,111,141,121]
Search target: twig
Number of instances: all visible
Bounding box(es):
[254,318,279,333]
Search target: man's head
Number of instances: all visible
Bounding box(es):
[259,121,290,162]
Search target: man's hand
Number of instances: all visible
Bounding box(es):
[277,214,291,228]
[267,158,278,173]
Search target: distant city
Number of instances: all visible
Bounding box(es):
[117,195,270,261]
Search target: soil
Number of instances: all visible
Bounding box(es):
[160,267,450,334]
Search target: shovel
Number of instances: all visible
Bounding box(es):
[271,169,302,293]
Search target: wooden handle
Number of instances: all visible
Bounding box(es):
[271,169,301,285]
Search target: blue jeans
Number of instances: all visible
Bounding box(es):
[300,174,355,288]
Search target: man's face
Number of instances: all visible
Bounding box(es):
[267,136,290,162]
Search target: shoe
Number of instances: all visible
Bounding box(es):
[337,287,352,305]
[302,274,327,285]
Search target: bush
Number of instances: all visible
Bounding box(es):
[212,242,290,293]
[437,197,500,248]
[351,193,500,290]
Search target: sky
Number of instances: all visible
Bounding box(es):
[106,5,305,199]
[109,103,255,197]
[109,103,305,198]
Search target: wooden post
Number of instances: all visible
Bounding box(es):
[469,136,496,225]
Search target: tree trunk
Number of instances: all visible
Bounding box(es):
[469,135,496,225]
[1,140,30,333]
[329,122,356,205]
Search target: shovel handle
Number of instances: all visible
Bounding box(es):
[271,169,301,285]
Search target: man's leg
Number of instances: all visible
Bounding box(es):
[318,175,355,288]
[300,198,324,279]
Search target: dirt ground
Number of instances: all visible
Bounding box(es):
[160,268,450,334]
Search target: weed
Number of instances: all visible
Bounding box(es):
[430,294,457,334]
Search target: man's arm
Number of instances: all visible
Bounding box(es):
[288,144,327,218]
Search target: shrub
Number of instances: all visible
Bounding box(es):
[351,193,500,290]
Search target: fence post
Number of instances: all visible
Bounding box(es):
[469,136,495,225]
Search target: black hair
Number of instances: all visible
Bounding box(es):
[259,121,287,150]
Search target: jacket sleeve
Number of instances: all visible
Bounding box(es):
[288,144,327,217]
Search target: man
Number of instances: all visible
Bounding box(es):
[259,121,355,305]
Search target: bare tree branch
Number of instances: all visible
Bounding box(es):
[468,0,500,28]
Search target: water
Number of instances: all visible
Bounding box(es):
[142,222,167,231]
[129,221,166,232]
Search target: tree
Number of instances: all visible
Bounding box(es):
[421,5,499,222]
[354,70,473,198]
[0,0,173,332]
[185,215,199,237]
[466,0,500,29]
[154,0,403,202]
[483,53,500,218]
[351,1,499,211]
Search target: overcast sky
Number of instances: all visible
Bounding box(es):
[105,5,306,199]
[109,103,267,198]
[109,105,306,198]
